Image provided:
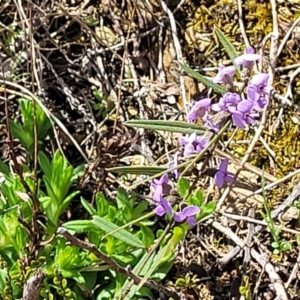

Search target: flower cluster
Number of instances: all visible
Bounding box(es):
[151,172,200,226]
[151,47,271,225]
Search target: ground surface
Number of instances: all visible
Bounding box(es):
[1,0,300,299]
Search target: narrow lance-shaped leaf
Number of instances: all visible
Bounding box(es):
[92,216,145,248]
[125,119,206,135]
[107,166,166,175]
[177,62,226,94]
[213,26,241,75]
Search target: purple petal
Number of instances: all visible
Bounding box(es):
[187,111,197,122]
[227,104,238,113]
[186,216,197,226]
[183,143,194,157]
[197,98,211,108]
[160,174,169,184]
[223,93,242,106]
[161,197,173,214]
[257,96,267,109]
[174,212,185,223]
[237,100,253,114]
[213,66,236,84]
[243,53,261,61]
[247,84,260,102]
[219,159,229,172]
[154,205,166,216]
[214,171,225,188]
[232,112,247,128]
[152,186,163,201]
[234,55,246,65]
[250,73,269,87]
[246,47,255,54]
[195,137,208,152]
[234,53,260,65]
[188,132,197,143]
[211,103,222,112]
[182,205,200,217]
[224,173,235,184]
[179,135,189,146]
[188,99,211,121]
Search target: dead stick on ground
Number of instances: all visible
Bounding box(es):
[211,220,288,300]
[158,0,188,116]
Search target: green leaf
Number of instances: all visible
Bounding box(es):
[177,62,226,94]
[175,278,187,287]
[132,201,148,219]
[170,225,187,247]
[59,191,80,218]
[177,178,190,197]
[281,242,292,251]
[297,235,300,246]
[197,202,216,221]
[81,197,97,216]
[60,270,85,284]
[214,27,240,74]
[92,216,145,248]
[117,252,156,300]
[271,241,279,248]
[151,259,173,281]
[62,220,100,233]
[38,152,51,178]
[0,159,9,175]
[140,225,154,247]
[116,188,131,219]
[125,119,206,135]
[107,166,166,175]
[188,189,203,207]
[9,120,32,150]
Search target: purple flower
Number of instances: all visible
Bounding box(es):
[203,112,220,132]
[151,174,172,201]
[228,99,258,128]
[187,98,211,122]
[234,47,261,70]
[247,73,273,103]
[213,65,236,86]
[211,92,242,113]
[169,152,180,179]
[214,159,234,188]
[154,196,173,217]
[174,205,200,226]
[180,132,208,157]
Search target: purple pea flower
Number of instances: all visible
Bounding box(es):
[247,73,273,107]
[174,205,200,226]
[213,65,236,87]
[151,174,172,201]
[187,98,211,122]
[214,159,234,188]
[234,47,261,70]
[154,196,173,217]
[211,92,242,113]
[227,99,258,128]
[180,132,208,157]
